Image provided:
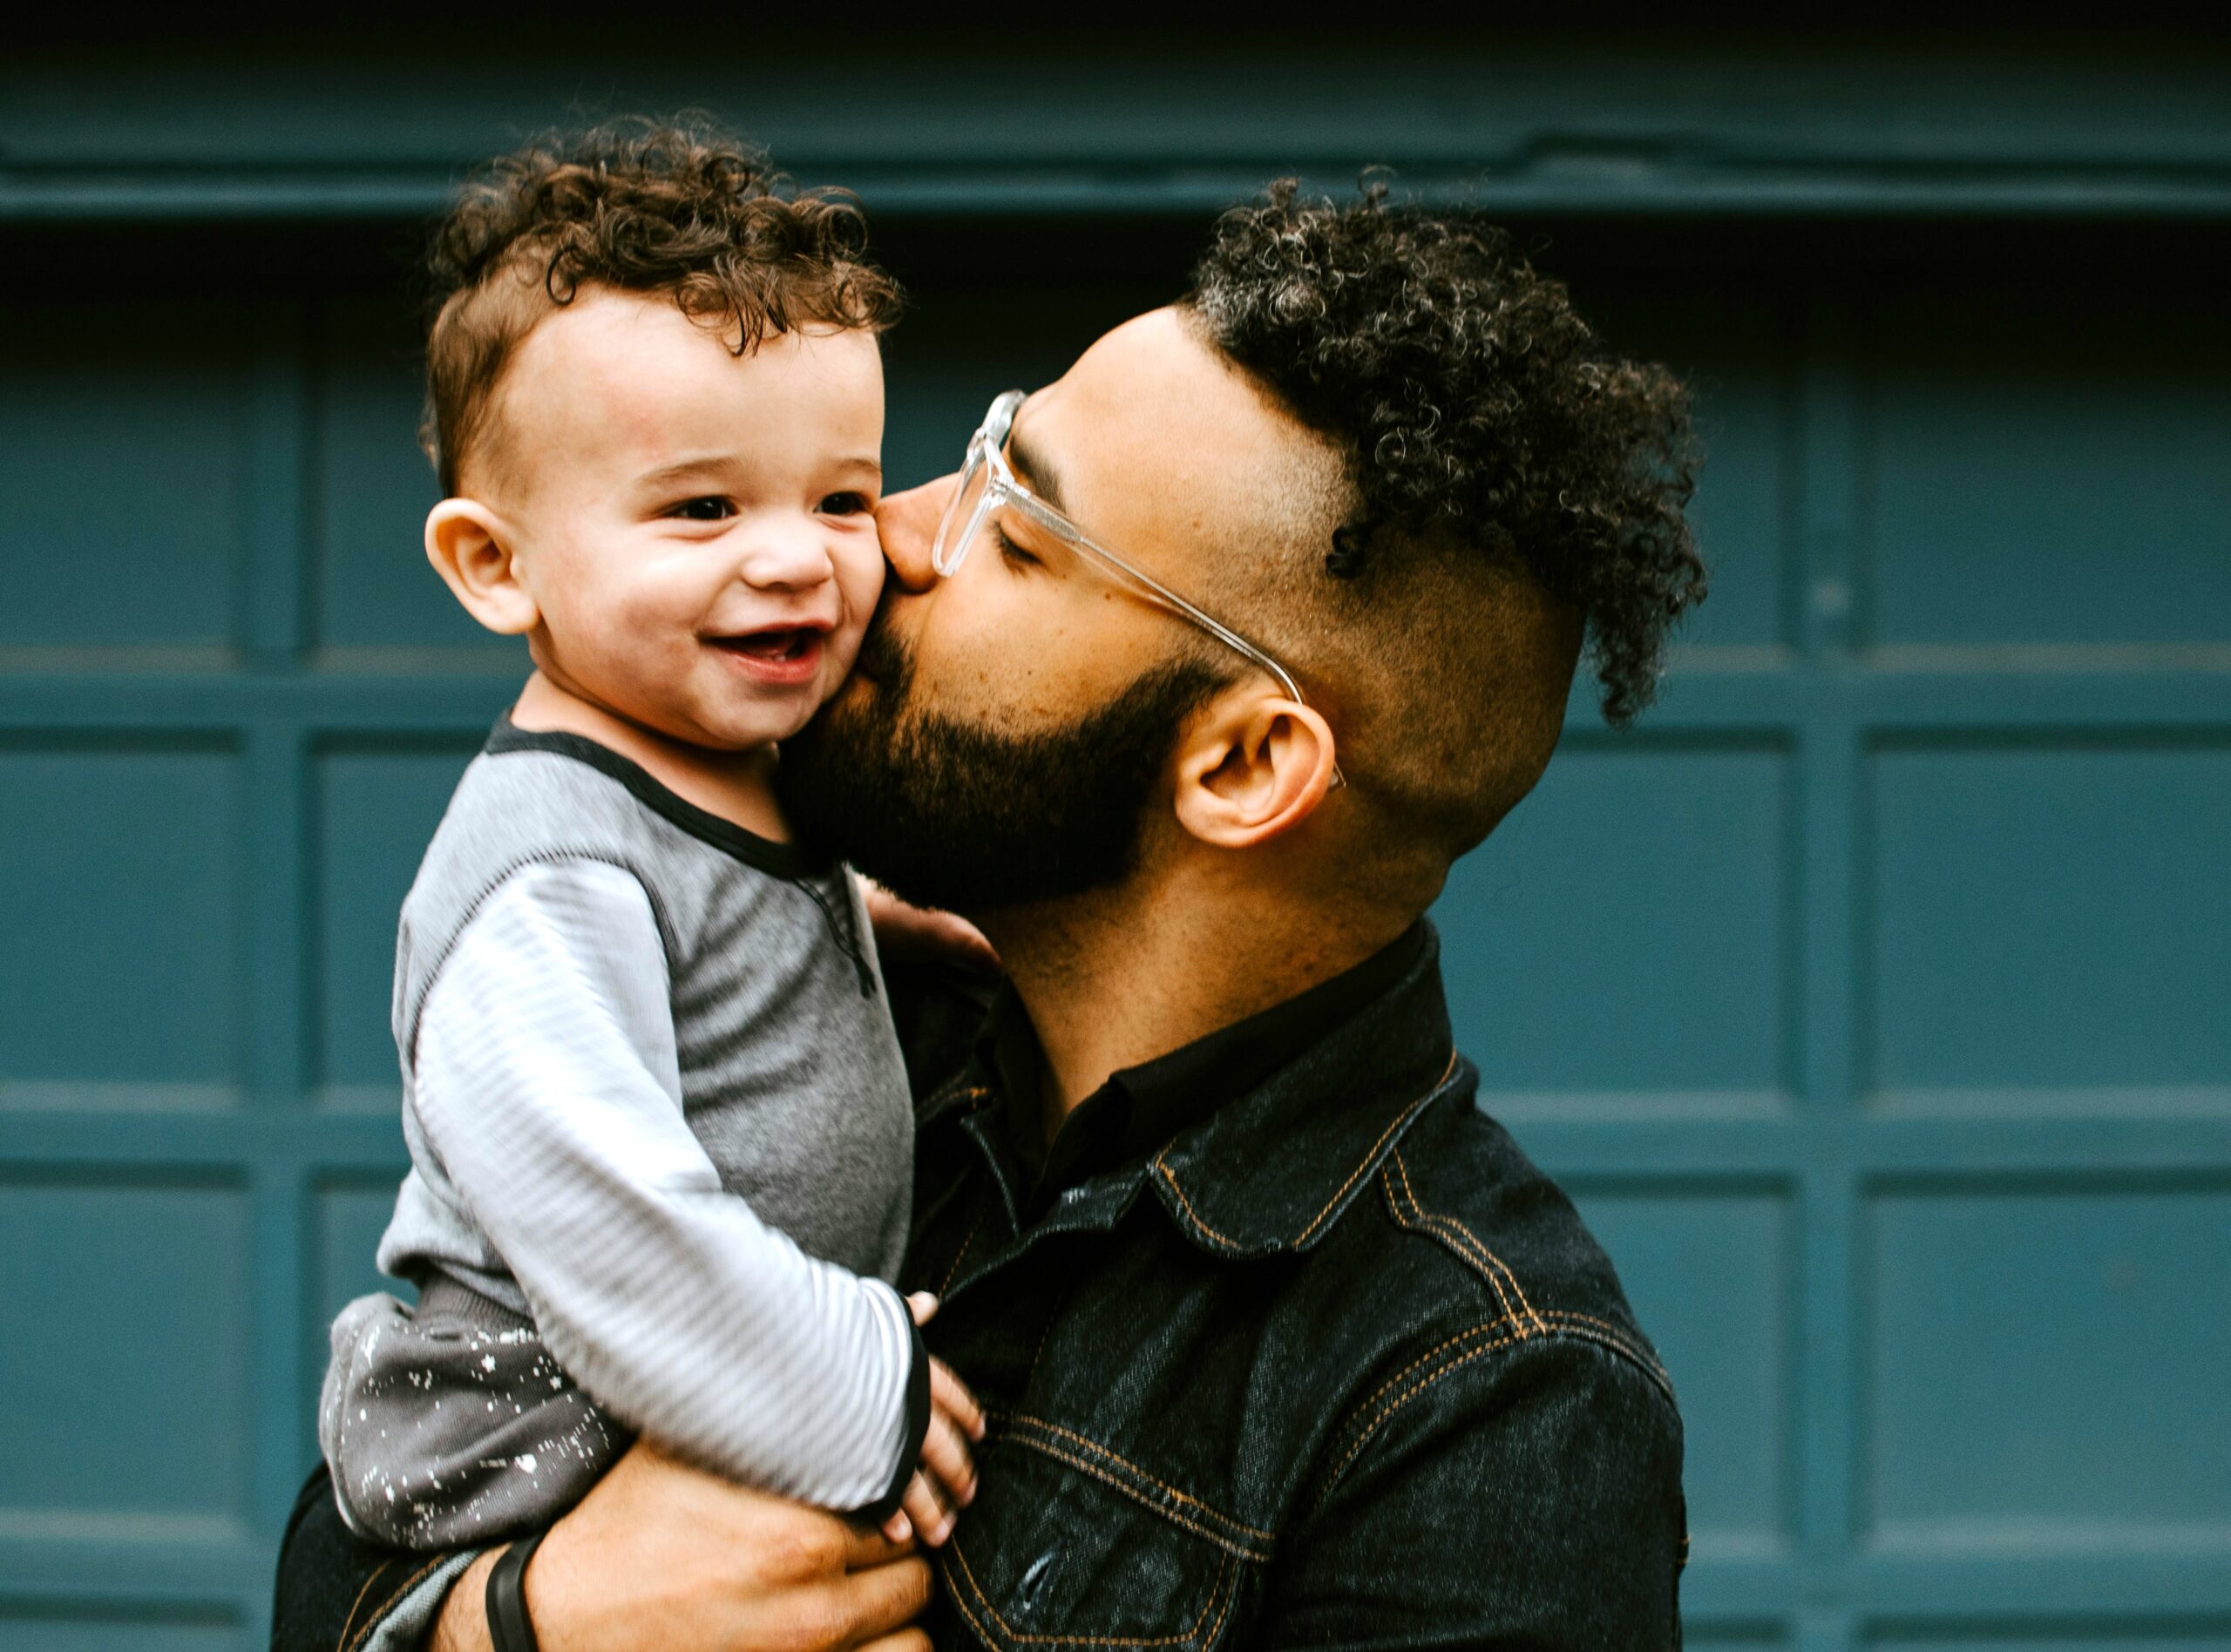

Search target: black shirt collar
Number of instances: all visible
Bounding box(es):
[987,921,1432,1213]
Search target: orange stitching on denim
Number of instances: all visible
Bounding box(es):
[1151,1157,1244,1250]
[1025,1307,1059,1389]
[1003,1413,1277,1543]
[1022,1273,1082,1393]
[1388,1148,1534,1322]
[336,1557,392,1652]
[1198,1549,1243,1650]
[1392,1150,1535,1310]
[1387,1149,1546,1333]
[342,1555,450,1652]
[1380,1162,1522,1324]
[1431,1214,1542,1330]
[1530,1309,1666,1385]
[996,1430,1274,1560]
[1338,1307,1657,1444]
[939,1552,1005,1652]
[1335,1316,1524,1451]
[939,1209,985,1296]
[947,1534,1233,1646]
[1325,1324,1533,1493]
[1322,1317,1678,1501]
[1545,1312,1665,1393]
[1343,1317,1655,1473]
[1151,1050,1459,1252]
[1291,1052,1458,1247]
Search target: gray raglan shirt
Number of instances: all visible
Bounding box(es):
[372,720,921,1513]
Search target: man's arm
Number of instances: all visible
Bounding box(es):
[272,1446,932,1652]
[1261,1333,1686,1650]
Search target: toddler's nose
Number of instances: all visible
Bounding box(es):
[736,518,836,591]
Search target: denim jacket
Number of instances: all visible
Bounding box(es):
[273,923,1685,1649]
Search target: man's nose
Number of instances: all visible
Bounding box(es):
[876,475,956,593]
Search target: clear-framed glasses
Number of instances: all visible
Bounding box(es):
[932,389,1342,787]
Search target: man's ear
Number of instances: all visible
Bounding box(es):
[1172,691,1338,849]
[425,498,538,635]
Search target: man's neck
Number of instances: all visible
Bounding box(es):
[982,860,1416,1136]
[509,672,787,841]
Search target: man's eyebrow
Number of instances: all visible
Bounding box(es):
[1004,421,1067,514]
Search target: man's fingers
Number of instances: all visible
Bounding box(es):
[917,1411,977,1511]
[906,1291,938,1327]
[805,1554,935,1648]
[858,878,1000,971]
[855,1633,934,1652]
[848,1519,915,1568]
[929,1358,986,1442]
[925,911,1001,970]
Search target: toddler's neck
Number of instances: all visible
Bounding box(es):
[508,672,790,843]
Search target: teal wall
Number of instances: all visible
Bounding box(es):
[3,32,2229,1650]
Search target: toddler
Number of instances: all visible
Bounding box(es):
[318,122,977,1553]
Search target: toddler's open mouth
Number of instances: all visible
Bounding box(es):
[708,626,826,685]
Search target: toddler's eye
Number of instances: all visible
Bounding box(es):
[669,497,735,521]
[818,491,872,517]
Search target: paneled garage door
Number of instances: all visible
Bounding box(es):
[2,213,2227,1649]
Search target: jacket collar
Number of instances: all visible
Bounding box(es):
[1145,921,1463,1258]
[917,922,1465,1260]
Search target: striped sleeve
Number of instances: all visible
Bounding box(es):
[410,857,920,1513]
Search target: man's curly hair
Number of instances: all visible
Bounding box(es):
[1185,179,1704,727]
[421,116,901,494]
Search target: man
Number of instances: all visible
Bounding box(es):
[275,179,1705,1650]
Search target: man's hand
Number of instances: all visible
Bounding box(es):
[882,1291,988,1547]
[431,1444,932,1652]
[857,876,1000,972]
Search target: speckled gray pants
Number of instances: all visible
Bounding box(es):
[317,1276,627,1549]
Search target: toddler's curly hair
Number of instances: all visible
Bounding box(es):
[421,115,902,494]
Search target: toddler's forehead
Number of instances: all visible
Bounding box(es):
[482,295,883,500]
[485,295,751,481]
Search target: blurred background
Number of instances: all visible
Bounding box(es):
[3,22,2228,1651]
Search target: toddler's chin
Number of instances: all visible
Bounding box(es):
[740,695,824,750]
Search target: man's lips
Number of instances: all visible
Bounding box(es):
[705,626,828,686]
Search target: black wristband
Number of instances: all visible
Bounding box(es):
[485,1528,546,1652]
[853,1314,934,1526]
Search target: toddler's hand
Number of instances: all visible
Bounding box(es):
[880,1291,987,1548]
[858,876,1000,973]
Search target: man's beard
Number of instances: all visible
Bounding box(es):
[777,616,1223,917]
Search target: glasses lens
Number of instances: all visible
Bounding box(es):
[932,443,993,576]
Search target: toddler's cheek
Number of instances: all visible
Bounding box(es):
[821,620,870,700]
[823,540,885,682]
[842,535,888,609]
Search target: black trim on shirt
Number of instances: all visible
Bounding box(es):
[853,1313,933,1527]
[484,716,874,995]
[485,716,833,880]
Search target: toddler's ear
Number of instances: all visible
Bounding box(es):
[425,498,538,635]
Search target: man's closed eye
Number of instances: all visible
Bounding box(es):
[992,521,1042,569]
